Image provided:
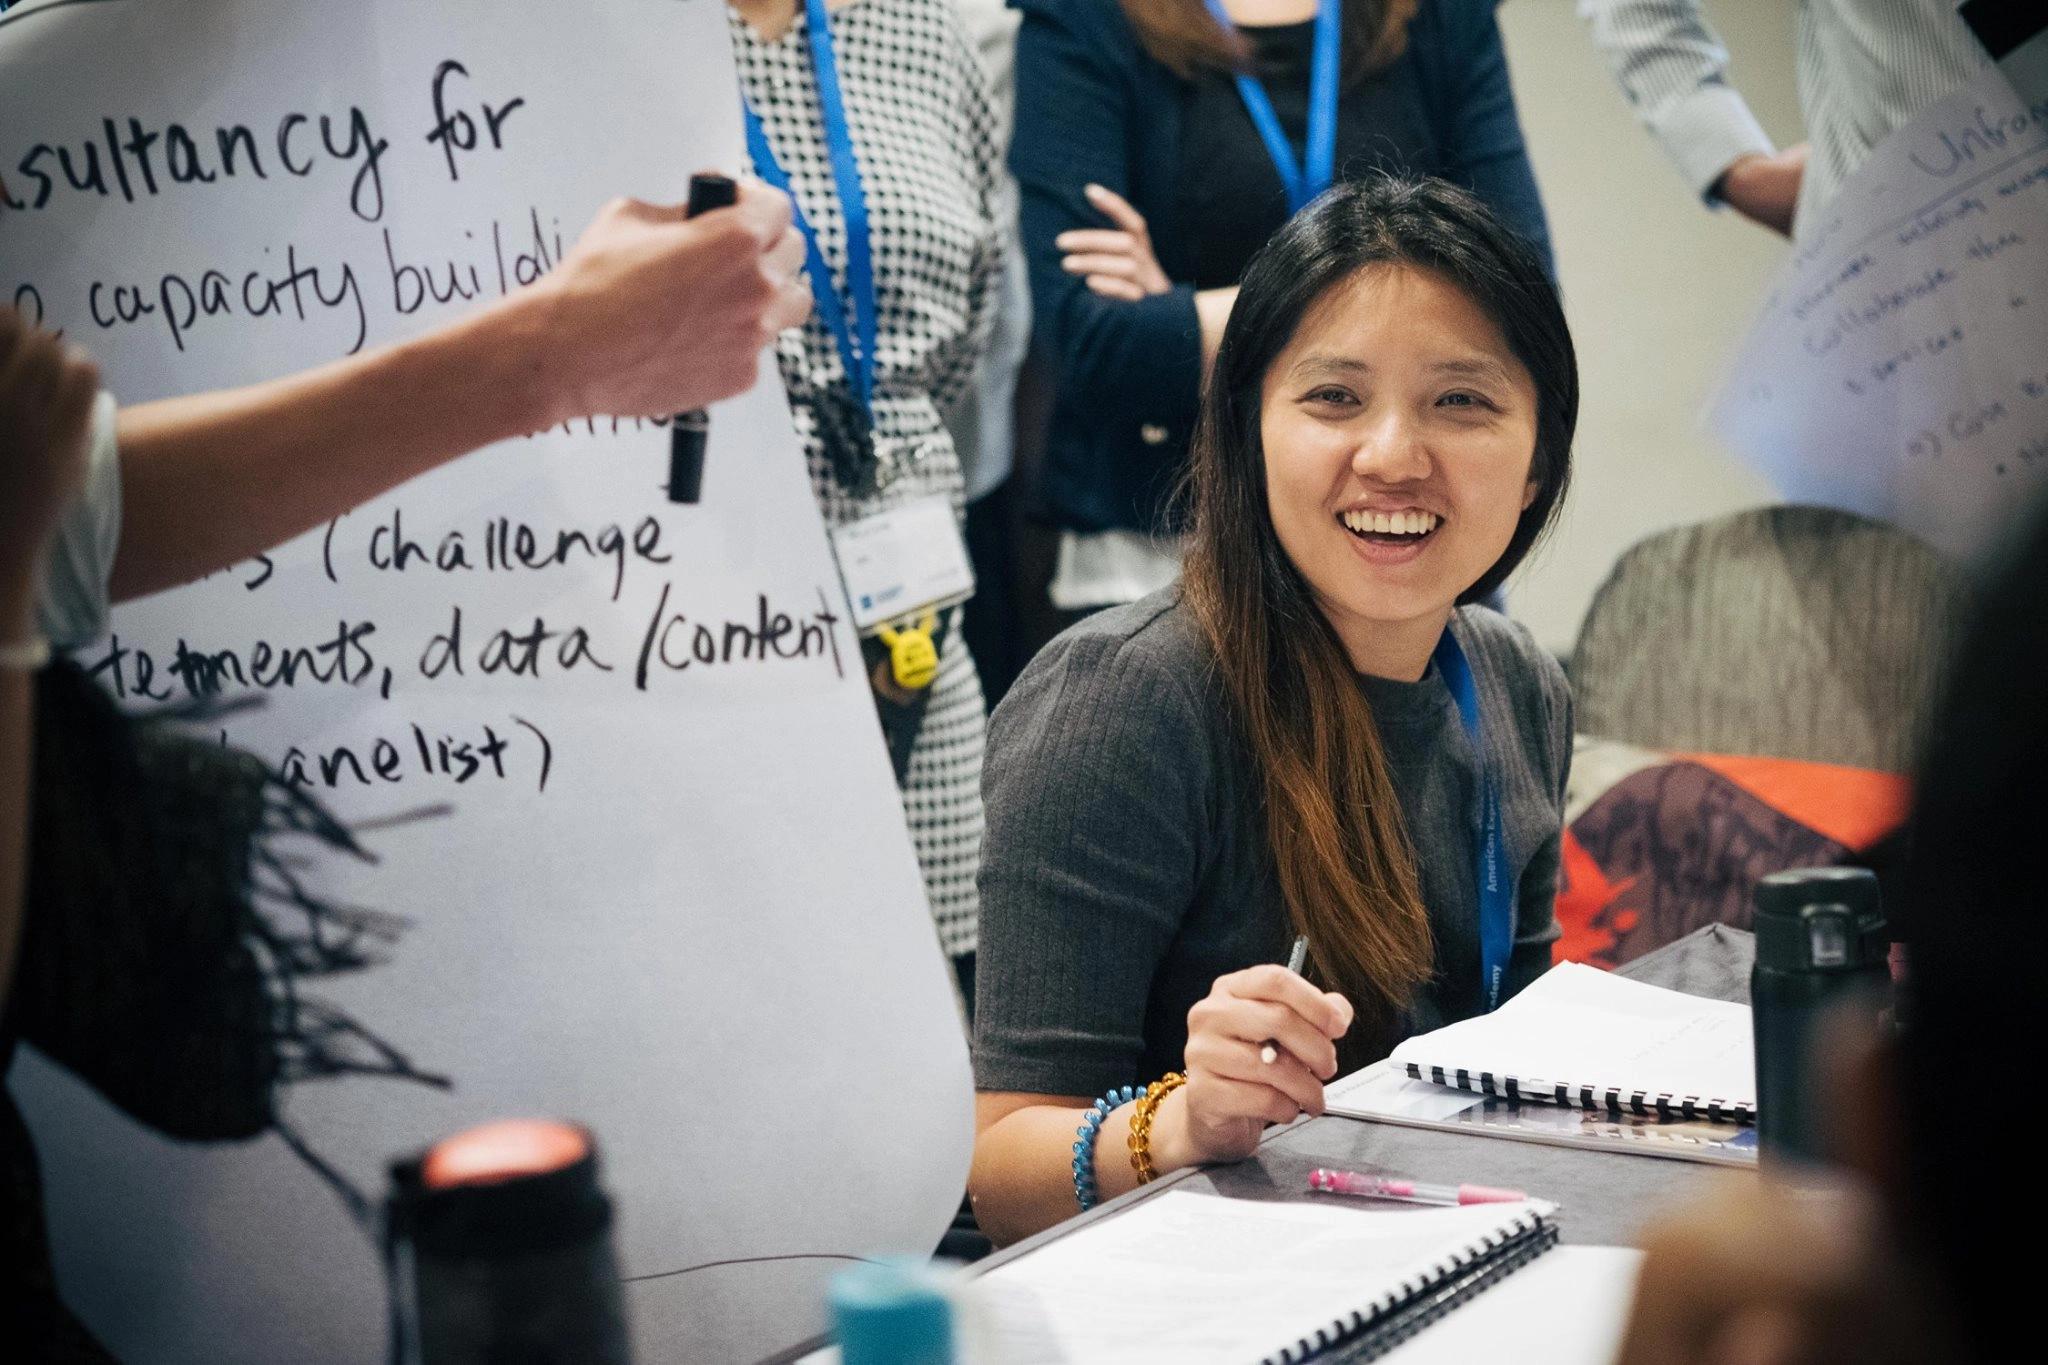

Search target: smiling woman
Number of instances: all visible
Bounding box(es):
[1260,265,1543,679]
[967,177,1576,1247]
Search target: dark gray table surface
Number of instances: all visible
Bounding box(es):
[761,928,1757,1362]
[973,926,1758,1270]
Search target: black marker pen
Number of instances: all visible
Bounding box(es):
[667,172,740,503]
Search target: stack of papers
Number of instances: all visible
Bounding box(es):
[1387,963,1755,1122]
[971,1190,1553,1364]
[1324,964,1758,1165]
[1326,1060,1757,1166]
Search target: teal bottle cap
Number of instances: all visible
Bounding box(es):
[830,1258,955,1365]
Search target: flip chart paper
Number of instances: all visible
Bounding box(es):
[0,2,971,1360]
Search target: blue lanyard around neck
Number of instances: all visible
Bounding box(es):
[1431,628,1513,1013]
[740,0,876,421]
[1202,0,1341,214]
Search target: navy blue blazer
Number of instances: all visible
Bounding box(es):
[1011,0,1555,535]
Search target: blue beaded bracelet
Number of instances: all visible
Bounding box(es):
[1072,1085,1137,1212]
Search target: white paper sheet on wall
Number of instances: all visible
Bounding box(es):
[0,1,971,1361]
[1709,62,2048,562]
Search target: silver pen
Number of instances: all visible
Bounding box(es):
[1259,935,1311,1065]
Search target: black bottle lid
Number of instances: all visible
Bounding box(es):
[1753,867,1887,973]
[389,1120,613,1260]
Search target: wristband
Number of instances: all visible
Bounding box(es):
[0,635,51,671]
[1126,1072,1186,1185]
[1072,1084,1136,1212]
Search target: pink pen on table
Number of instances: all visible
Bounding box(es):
[1308,1168,1526,1207]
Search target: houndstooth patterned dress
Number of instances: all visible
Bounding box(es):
[731,0,1002,958]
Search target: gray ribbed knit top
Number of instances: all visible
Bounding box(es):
[973,588,1572,1097]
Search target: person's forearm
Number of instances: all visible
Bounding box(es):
[1576,0,1774,201]
[972,1102,1140,1246]
[109,291,558,604]
[970,1090,1200,1247]
[0,567,41,1011]
[1196,287,1238,382]
[1713,147,1805,236]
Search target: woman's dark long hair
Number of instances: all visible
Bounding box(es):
[1120,0,1416,85]
[1180,176,1576,1046]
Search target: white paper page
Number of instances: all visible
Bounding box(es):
[0,3,971,1361]
[1327,1060,1760,1167]
[976,1190,1552,1365]
[1388,964,1755,1112]
[1328,1061,1489,1121]
[1378,1247,1645,1365]
[1709,62,2048,562]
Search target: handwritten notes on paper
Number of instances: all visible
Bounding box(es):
[0,2,971,1361]
[1711,66,2048,561]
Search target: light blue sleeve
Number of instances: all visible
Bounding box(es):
[36,391,122,650]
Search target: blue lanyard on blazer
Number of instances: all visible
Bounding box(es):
[1432,628,1513,1012]
[1202,0,1341,214]
[740,0,876,424]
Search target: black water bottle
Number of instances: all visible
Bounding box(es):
[1751,868,1891,1165]
[388,1119,632,1364]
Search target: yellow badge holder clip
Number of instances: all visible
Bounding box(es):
[876,610,940,692]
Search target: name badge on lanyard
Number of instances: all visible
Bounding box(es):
[830,496,976,640]
[741,0,879,492]
[1202,0,1341,214]
[1432,630,1514,1012]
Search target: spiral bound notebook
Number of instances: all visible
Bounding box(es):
[1387,962,1757,1124]
[976,1189,1559,1364]
[1326,1060,1758,1167]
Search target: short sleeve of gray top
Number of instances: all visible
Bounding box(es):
[35,393,122,651]
[973,587,1572,1098]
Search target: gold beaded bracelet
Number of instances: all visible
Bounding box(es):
[1126,1071,1187,1185]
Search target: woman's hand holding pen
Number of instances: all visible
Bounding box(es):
[1154,964,1354,1167]
[1057,184,1172,301]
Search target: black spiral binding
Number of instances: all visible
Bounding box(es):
[1260,1211,1560,1365]
[1403,1062,1757,1126]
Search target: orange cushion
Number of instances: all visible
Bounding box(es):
[1555,745,1909,969]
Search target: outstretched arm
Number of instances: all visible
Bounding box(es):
[111,182,809,602]
[0,313,99,1005]
[1575,0,1799,232]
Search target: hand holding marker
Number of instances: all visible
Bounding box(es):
[667,172,740,503]
[1260,935,1312,1065]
